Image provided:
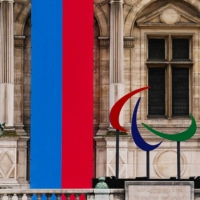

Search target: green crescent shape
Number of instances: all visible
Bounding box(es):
[142,114,197,141]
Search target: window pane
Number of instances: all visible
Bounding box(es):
[148,39,165,59]
[172,68,189,116]
[148,68,165,115]
[172,39,189,59]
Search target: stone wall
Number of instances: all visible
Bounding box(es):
[94,0,200,179]
[0,0,31,188]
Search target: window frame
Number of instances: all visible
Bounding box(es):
[146,34,193,119]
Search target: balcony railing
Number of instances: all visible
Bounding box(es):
[0,189,125,200]
[1,188,200,200]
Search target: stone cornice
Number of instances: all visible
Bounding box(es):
[98,37,135,48]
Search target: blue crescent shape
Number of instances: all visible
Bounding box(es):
[131,98,162,151]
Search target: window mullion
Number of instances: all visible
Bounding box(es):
[168,35,172,119]
[168,64,172,119]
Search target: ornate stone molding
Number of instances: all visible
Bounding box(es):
[136,3,200,27]
[124,37,134,48]
[98,37,135,48]
[98,37,109,48]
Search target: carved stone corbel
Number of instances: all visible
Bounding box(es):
[98,37,109,48]
[124,37,134,48]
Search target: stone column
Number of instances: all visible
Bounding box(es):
[109,0,124,127]
[0,0,14,127]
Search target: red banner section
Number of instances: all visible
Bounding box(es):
[62,1,94,188]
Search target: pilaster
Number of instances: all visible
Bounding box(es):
[14,35,26,135]
[0,0,14,127]
[109,0,124,127]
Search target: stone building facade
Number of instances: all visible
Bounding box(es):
[94,0,200,179]
[2,0,200,189]
[0,0,31,188]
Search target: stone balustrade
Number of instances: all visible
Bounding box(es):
[1,188,200,200]
[0,189,124,200]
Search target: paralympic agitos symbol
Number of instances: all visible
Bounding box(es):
[109,86,197,151]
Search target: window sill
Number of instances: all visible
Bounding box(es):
[147,115,167,119]
[147,115,190,120]
[146,59,168,64]
[171,115,190,119]
[170,59,193,64]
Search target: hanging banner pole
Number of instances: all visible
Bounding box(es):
[177,141,181,180]
[116,129,119,179]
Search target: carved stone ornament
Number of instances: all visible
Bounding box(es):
[95,177,109,189]
[154,150,186,178]
[136,3,200,27]
[160,8,180,25]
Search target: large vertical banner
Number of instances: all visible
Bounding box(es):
[31,1,93,188]
[62,2,94,188]
[31,1,62,188]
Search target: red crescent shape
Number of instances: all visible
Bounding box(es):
[109,86,150,132]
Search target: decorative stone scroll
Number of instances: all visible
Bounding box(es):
[125,181,194,200]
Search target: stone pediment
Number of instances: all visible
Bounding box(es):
[136,3,200,27]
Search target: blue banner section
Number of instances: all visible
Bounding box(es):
[31,0,62,188]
